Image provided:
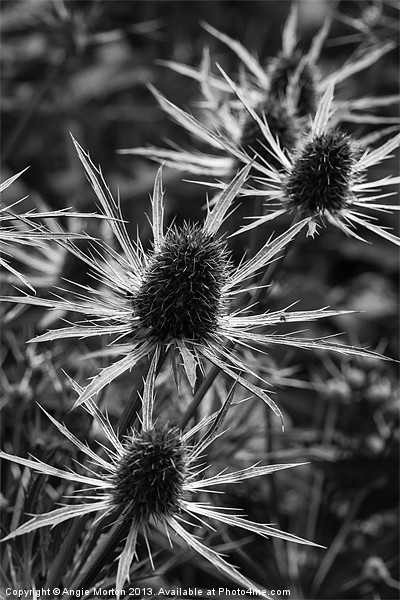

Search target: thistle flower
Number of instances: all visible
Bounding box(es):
[3,138,383,419]
[167,7,399,124]
[229,83,400,243]
[266,47,319,117]
[201,9,327,118]
[0,370,318,595]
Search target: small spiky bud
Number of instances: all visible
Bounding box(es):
[267,51,319,116]
[240,99,298,167]
[133,224,231,342]
[112,424,187,522]
[284,130,358,216]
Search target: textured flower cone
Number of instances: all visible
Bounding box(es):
[284,129,357,216]
[266,49,319,117]
[132,224,230,343]
[111,424,187,522]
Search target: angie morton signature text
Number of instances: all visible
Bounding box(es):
[5,587,290,597]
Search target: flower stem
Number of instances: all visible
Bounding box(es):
[117,348,166,439]
[250,217,299,309]
[180,342,235,429]
[67,513,131,593]
[46,515,88,589]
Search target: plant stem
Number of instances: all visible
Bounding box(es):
[46,515,88,589]
[180,341,235,429]
[67,514,131,593]
[250,220,298,309]
[117,348,166,439]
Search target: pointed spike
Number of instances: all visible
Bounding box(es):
[312,79,335,136]
[151,166,165,250]
[282,4,299,56]
[204,163,251,236]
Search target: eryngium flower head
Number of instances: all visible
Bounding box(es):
[197,7,397,124]
[119,84,300,180]
[266,49,319,116]
[231,83,400,243]
[0,375,318,596]
[111,424,187,521]
[284,129,357,215]
[133,224,230,342]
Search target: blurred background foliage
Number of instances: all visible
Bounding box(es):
[1,1,399,598]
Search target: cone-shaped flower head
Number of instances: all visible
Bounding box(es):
[133,224,230,343]
[2,137,386,419]
[284,129,357,215]
[198,7,398,122]
[120,6,397,181]
[266,49,319,117]
[120,81,299,180]
[0,371,319,596]
[111,423,187,522]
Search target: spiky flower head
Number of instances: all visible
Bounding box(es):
[111,423,187,522]
[2,137,386,419]
[133,224,230,343]
[284,128,358,216]
[266,49,319,116]
[120,82,300,181]
[229,83,400,243]
[198,7,398,124]
[0,372,318,596]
